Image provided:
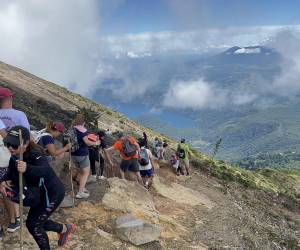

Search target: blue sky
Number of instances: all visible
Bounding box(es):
[100,0,300,35]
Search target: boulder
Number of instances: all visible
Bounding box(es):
[102,178,159,222]
[115,214,161,245]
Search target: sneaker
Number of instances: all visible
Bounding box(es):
[82,188,90,194]
[58,223,75,246]
[99,175,106,180]
[0,226,4,239]
[75,191,90,199]
[7,220,20,233]
[87,175,97,183]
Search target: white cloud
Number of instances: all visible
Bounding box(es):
[0,0,101,93]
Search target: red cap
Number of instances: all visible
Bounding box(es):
[0,87,13,99]
[52,122,65,133]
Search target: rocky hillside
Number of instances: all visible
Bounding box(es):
[0,61,300,249]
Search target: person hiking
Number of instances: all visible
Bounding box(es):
[71,114,99,199]
[0,87,30,233]
[105,132,143,185]
[88,130,107,182]
[140,132,148,148]
[153,138,163,158]
[138,143,155,189]
[177,139,192,176]
[37,121,71,162]
[159,142,168,160]
[170,153,184,176]
[0,126,75,249]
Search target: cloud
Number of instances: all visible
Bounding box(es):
[0,0,101,93]
[268,30,300,96]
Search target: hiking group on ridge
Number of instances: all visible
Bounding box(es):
[0,87,192,249]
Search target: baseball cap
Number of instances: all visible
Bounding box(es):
[52,122,65,133]
[4,126,30,146]
[0,87,13,99]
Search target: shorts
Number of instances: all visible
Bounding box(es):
[140,169,153,178]
[72,155,90,169]
[120,158,139,173]
[0,167,8,182]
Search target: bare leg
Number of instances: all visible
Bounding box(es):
[120,169,126,179]
[79,167,90,192]
[3,198,15,223]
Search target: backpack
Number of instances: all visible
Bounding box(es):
[122,137,137,158]
[0,136,10,168]
[65,128,80,153]
[156,140,163,147]
[32,129,52,144]
[177,147,186,159]
[139,148,150,166]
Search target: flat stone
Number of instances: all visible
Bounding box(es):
[115,214,161,245]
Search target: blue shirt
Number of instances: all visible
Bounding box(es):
[71,129,89,156]
[39,135,55,155]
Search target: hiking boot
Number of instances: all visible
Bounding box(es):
[75,191,90,199]
[7,220,20,233]
[58,223,75,247]
[87,175,97,183]
[0,226,4,239]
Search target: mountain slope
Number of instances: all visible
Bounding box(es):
[0,60,299,249]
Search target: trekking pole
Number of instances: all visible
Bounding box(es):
[18,129,24,250]
[69,149,75,207]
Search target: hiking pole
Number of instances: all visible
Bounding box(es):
[69,149,75,207]
[18,129,24,250]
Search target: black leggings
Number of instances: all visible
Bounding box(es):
[89,151,105,176]
[26,191,64,250]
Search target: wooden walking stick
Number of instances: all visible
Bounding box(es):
[69,148,75,207]
[18,129,24,250]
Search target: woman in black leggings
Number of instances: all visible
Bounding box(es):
[0,126,74,249]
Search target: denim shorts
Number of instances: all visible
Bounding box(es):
[140,169,153,178]
[72,155,90,169]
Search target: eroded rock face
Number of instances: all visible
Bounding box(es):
[115,214,161,245]
[102,178,159,222]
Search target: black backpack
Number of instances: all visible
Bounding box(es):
[177,147,186,159]
[139,148,150,166]
[122,137,137,157]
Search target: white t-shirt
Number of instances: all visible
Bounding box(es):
[0,108,30,130]
[0,119,5,130]
[139,148,153,171]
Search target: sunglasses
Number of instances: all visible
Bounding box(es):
[4,142,19,150]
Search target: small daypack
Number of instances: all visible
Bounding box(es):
[139,148,150,166]
[177,147,186,159]
[32,129,52,144]
[122,137,137,158]
[65,128,80,153]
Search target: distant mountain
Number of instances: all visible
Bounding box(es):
[92,46,300,166]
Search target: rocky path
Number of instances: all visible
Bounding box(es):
[1,163,300,250]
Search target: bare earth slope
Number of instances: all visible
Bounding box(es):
[0,61,299,249]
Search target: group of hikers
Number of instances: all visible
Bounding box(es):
[0,87,192,250]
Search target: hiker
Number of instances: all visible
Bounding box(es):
[88,130,107,182]
[153,137,163,158]
[105,132,143,185]
[159,142,168,160]
[0,87,30,233]
[0,126,75,249]
[37,121,71,162]
[138,143,155,189]
[177,139,192,175]
[170,153,184,176]
[71,114,99,199]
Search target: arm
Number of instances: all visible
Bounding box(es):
[0,128,7,138]
[46,143,71,157]
[134,142,141,155]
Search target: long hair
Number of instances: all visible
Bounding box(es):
[24,140,45,158]
[73,114,85,126]
[45,121,55,133]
